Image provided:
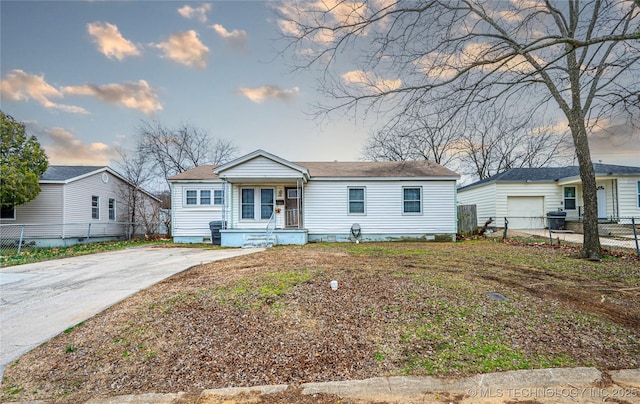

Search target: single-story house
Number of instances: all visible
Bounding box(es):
[457,163,640,230]
[0,166,161,247]
[168,149,460,247]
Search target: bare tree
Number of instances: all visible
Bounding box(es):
[137,119,238,186]
[277,0,640,260]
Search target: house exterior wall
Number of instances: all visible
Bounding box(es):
[2,184,64,225]
[458,183,497,226]
[171,181,225,243]
[220,156,304,180]
[303,179,457,241]
[617,177,640,218]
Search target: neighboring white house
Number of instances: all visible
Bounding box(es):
[457,163,640,230]
[168,149,460,247]
[0,166,161,247]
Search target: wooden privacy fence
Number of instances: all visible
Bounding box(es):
[457,204,478,236]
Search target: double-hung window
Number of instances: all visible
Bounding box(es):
[108,198,116,221]
[403,187,422,214]
[241,187,274,220]
[186,189,223,206]
[91,196,100,219]
[637,181,640,208]
[564,187,576,210]
[348,187,366,215]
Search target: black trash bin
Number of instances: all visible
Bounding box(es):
[209,221,225,245]
[547,211,567,230]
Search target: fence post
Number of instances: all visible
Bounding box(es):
[503,218,508,240]
[86,223,92,245]
[632,217,639,257]
[17,224,25,254]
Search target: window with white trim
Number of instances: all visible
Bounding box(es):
[403,187,422,214]
[564,187,576,210]
[1,205,15,220]
[185,189,223,206]
[637,181,640,208]
[348,187,366,215]
[241,187,275,220]
[214,189,224,205]
[108,198,116,221]
[91,196,100,219]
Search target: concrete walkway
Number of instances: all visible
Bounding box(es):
[0,246,263,377]
[85,367,640,403]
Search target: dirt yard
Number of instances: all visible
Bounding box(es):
[2,240,639,403]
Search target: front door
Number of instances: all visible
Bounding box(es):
[597,186,607,219]
[285,187,301,228]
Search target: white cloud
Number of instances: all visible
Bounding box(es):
[87,22,140,61]
[342,69,402,91]
[211,23,248,50]
[62,80,162,114]
[0,69,88,114]
[177,3,212,23]
[40,127,117,165]
[238,85,300,103]
[153,31,209,69]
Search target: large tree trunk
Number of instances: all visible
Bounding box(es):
[570,119,602,260]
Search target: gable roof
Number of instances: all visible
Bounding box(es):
[40,165,161,202]
[459,163,640,191]
[168,152,460,183]
[297,160,458,178]
[40,166,108,182]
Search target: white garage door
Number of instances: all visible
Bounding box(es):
[507,196,545,229]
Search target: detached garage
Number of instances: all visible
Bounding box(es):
[506,196,545,229]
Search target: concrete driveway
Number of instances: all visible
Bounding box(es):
[0,246,263,376]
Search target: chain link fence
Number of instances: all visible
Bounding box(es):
[0,222,168,255]
[475,216,640,257]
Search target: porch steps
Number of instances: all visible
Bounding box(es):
[242,234,275,249]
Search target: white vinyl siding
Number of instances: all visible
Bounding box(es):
[458,183,497,227]
[171,181,226,238]
[616,177,640,217]
[304,180,456,235]
[348,187,366,215]
[219,156,305,181]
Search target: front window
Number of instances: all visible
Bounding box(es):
[403,187,422,214]
[1,205,15,220]
[214,189,224,205]
[348,187,366,214]
[200,190,211,205]
[242,188,255,219]
[92,196,99,219]
[108,198,116,221]
[564,187,576,210]
[261,189,274,219]
[186,190,197,205]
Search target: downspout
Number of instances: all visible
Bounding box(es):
[229,181,234,229]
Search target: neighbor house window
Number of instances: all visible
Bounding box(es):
[564,187,576,210]
[92,196,100,219]
[108,198,116,221]
[637,181,640,208]
[241,187,274,220]
[241,188,255,219]
[214,189,224,205]
[1,205,15,220]
[403,187,422,214]
[348,187,366,214]
[261,189,274,219]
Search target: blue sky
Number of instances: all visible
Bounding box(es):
[1,1,638,169]
[1,1,370,166]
